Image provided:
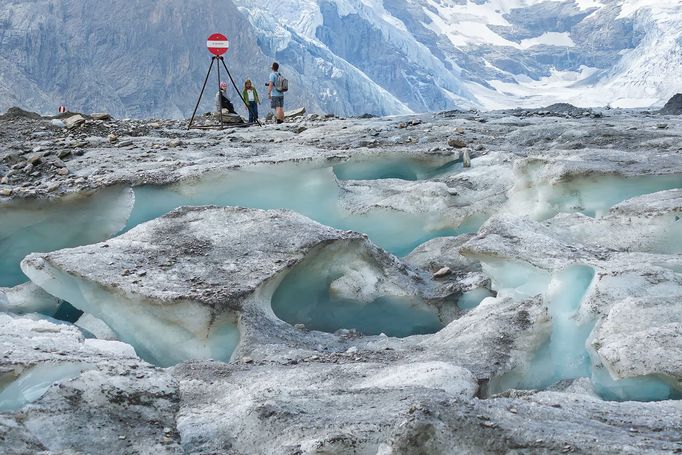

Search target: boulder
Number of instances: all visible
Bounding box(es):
[64,115,86,129]
[448,138,467,148]
[217,112,244,124]
[91,112,112,121]
[284,107,306,119]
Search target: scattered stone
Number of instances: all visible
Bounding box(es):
[57,168,69,176]
[27,154,42,165]
[433,267,452,278]
[107,134,118,144]
[117,140,133,148]
[91,113,112,121]
[293,126,307,134]
[50,119,65,128]
[58,150,71,159]
[47,182,60,193]
[448,138,467,148]
[0,188,12,196]
[656,123,668,129]
[168,139,182,148]
[284,107,306,119]
[64,115,86,129]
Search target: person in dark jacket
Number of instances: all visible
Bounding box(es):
[216,81,236,114]
[242,79,260,124]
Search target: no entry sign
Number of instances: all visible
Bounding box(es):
[207,33,229,56]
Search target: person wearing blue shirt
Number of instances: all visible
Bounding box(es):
[268,62,285,124]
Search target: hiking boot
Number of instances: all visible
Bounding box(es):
[276,119,284,124]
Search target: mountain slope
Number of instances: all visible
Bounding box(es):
[0,0,681,117]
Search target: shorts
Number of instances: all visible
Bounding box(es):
[271,96,284,109]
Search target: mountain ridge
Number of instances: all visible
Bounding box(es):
[1,0,680,118]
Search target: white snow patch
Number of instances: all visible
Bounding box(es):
[519,32,576,49]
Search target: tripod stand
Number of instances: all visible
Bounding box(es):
[188,56,262,129]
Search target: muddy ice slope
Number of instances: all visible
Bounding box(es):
[1,106,682,453]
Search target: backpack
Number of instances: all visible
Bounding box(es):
[274,72,289,92]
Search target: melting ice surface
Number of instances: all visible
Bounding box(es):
[270,244,443,337]
[333,157,462,181]
[0,185,134,287]
[23,261,240,367]
[0,363,92,412]
[486,265,596,393]
[510,173,682,219]
[484,261,678,401]
[125,164,475,257]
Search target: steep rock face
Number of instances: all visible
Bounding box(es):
[660,93,682,114]
[2,1,682,117]
[0,0,409,118]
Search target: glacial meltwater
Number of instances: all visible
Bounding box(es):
[510,173,682,219]
[270,243,444,337]
[333,157,462,181]
[483,262,679,401]
[124,164,475,257]
[0,185,134,287]
[0,362,93,412]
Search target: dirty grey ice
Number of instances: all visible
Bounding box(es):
[0,101,681,454]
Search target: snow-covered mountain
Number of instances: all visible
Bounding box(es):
[1,0,681,117]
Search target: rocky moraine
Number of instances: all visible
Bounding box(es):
[0,102,681,454]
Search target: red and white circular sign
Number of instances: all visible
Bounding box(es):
[207,33,229,56]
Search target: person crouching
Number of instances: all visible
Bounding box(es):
[216,81,236,115]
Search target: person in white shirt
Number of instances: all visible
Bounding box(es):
[241,79,260,124]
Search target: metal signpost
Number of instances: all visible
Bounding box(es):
[188,33,262,129]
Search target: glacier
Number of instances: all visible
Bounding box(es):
[1,106,681,452]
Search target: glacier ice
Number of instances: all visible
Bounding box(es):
[0,362,93,412]
[0,282,61,316]
[508,171,682,220]
[270,241,443,337]
[0,185,134,287]
[486,265,596,394]
[22,258,240,367]
[333,156,462,181]
[590,367,682,402]
[465,213,682,401]
[125,163,470,257]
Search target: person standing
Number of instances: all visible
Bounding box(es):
[242,79,260,124]
[268,62,285,124]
